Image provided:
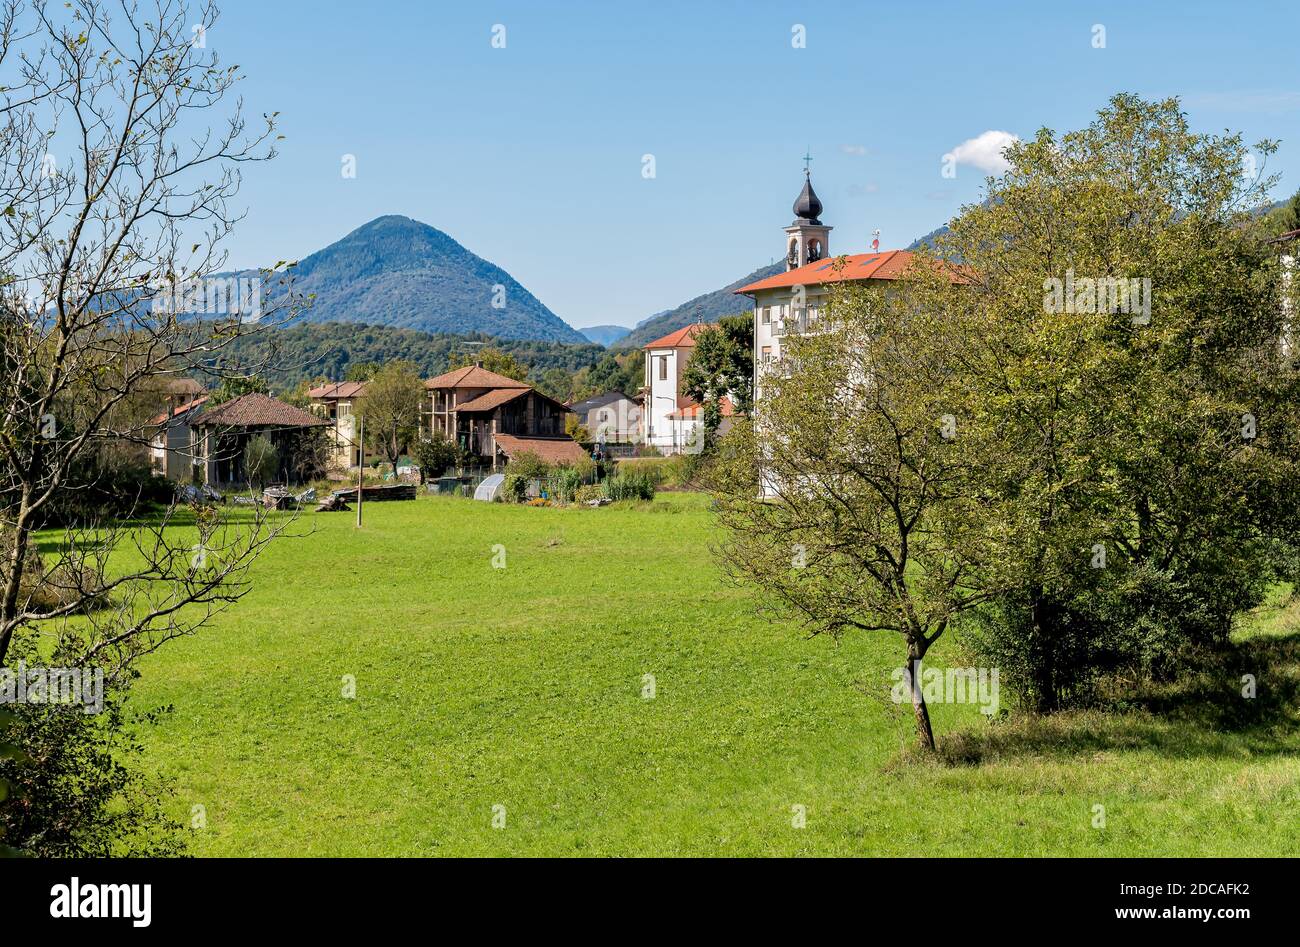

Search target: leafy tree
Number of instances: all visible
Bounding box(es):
[930,94,1300,710]
[536,366,575,403]
[412,433,458,482]
[585,354,626,393]
[449,347,530,382]
[345,361,382,382]
[711,274,994,750]
[714,94,1300,739]
[565,413,590,443]
[358,361,425,475]
[1265,186,1300,236]
[242,435,280,489]
[682,314,753,447]
[208,374,270,406]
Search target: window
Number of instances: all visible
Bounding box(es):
[761,345,772,365]
[598,410,609,422]
[761,307,771,325]
[338,403,352,418]
[658,356,668,381]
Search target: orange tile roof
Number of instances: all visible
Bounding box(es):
[308,380,367,399]
[455,387,529,412]
[642,322,713,350]
[495,435,588,466]
[667,396,734,420]
[734,250,970,294]
[424,365,530,390]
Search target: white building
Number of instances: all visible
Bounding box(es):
[735,168,964,494]
[737,169,961,404]
[641,323,728,455]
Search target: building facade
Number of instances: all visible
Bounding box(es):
[147,395,208,480]
[307,380,367,470]
[189,393,331,486]
[425,365,584,469]
[736,168,967,494]
[641,323,711,455]
[567,390,642,445]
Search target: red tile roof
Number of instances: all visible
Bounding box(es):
[642,322,713,350]
[308,380,367,399]
[191,393,330,429]
[424,365,530,390]
[495,435,588,466]
[149,395,208,427]
[455,387,529,412]
[667,396,734,420]
[734,250,971,294]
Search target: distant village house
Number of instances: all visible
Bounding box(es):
[426,365,585,469]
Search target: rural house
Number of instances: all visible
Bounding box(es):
[189,393,331,486]
[147,395,209,480]
[566,390,642,446]
[425,365,584,469]
[307,380,368,470]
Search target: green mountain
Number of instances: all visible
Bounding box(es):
[617,263,782,349]
[262,215,587,343]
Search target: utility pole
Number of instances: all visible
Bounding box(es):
[356,414,364,528]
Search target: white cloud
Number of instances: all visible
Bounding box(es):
[840,144,867,156]
[948,130,1018,175]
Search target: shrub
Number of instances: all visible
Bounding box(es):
[502,473,529,503]
[0,686,185,857]
[550,467,585,503]
[243,435,279,488]
[575,483,603,504]
[412,433,458,481]
[508,451,550,481]
[603,469,656,502]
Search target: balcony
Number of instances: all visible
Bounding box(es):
[771,307,820,337]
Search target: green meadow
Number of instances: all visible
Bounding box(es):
[91,493,1300,856]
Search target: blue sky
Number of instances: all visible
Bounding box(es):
[216,0,1300,329]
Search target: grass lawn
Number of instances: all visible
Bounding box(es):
[97,493,1300,855]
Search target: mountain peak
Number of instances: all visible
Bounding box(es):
[278,218,586,343]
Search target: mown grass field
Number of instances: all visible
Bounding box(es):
[97,493,1300,855]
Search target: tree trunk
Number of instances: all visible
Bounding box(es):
[905,643,937,751]
[1029,591,1058,714]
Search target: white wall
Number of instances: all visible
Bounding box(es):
[644,346,681,451]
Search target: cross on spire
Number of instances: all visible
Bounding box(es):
[802,149,813,175]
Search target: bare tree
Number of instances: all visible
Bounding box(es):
[0,0,303,677]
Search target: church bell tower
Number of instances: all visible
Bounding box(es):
[783,159,831,272]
